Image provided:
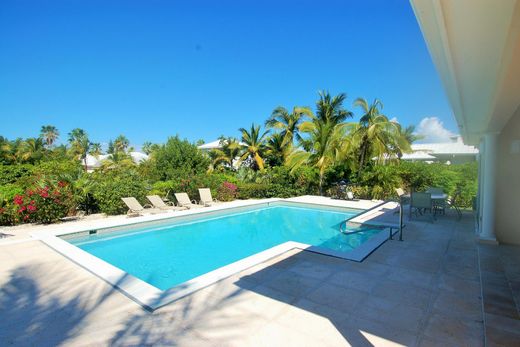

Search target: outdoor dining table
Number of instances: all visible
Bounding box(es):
[401,193,448,218]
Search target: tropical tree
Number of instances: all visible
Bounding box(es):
[68,128,91,171]
[16,137,45,163]
[287,91,353,194]
[265,106,313,146]
[142,141,160,155]
[265,132,288,166]
[391,124,416,159]
[89,143,103,157]
[0,136,14,163]
[208,136,242,171]
[350,98,403,173]
[238,123,269,171]
[40,125,59,147]
[113,135,130,154]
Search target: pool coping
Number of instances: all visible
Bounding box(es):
[32,197,391,311]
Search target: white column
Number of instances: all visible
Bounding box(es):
[480,133,498,244]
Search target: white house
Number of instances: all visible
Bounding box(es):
[411,0,520,245]
[406,136,479,164]
[84,151,149,172]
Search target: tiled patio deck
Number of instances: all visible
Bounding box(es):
[1,209,519,346]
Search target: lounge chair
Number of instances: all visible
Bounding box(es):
[121,197,161,216]
[198,188,219,206]
[146,195,185,211]
[410,192,435,221]
[174,193,203,209]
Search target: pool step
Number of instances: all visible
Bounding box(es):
[340,201,405,240]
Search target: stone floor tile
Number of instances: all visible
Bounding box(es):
[423,313,484,346]
[305,283,368,313]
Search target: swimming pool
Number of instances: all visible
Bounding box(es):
[64,203,382,291]
[35,200,391,309]
[68,206,380,290]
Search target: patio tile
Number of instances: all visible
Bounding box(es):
[386,267,435,289]
[246,320,338,347]
[432,289,483,320]
[287,260,336,280]
[263,270,322,298]
[486,325,520,347]
[327,269,381,293]
[437,273,481,297]
[273,303,349,342]
[354,295,427,333]
[423,312,484,346]
[305,283,367,313]
[345,316,419,347]
[371,279,433,309]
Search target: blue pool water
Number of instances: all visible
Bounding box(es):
[68,205,382,290]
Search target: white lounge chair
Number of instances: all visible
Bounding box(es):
[174,193,203,209]
[146,195,185,211]
[121,197,162,216]
[198,188,219,206]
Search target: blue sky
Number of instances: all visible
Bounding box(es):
[0,0,455,147]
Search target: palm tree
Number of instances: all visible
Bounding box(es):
[0,136,13,163]
[392,124,417,159]
[89,143,103,157]
[265,132,288,166]
[238,123,269,171]
[287,91,353,194]
[208,136,242,171]
[265,106,313,146]
[16,137,45,163]
[40,125,59,147]
[68,128,91,171]
[114,135,130,154]
[350,98,401,172]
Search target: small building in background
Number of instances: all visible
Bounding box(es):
[406,136,478,164]
[84,151,149,172]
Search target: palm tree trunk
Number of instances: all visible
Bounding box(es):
[319,172,324,196]
[83,156,88,172]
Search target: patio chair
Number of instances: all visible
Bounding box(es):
[395,188,410,205]
[446,192,463,220]
[146,195,185,211]
[410,192,435,221]
[121,197,161,217]
[174,192,203,209]
[427,187,444,195]
[198,188,219,206]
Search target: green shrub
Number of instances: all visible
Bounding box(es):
[0,164,34,186]
[237,182,270,199]
[91,170,149,215]
[148,136,210,181]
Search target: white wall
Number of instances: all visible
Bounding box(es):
[495,107,520,245]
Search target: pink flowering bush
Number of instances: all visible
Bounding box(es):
[217,181,237,201]
[0,180,74,225]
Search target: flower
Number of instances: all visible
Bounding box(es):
[27,205,37,212]
[39,190,49,198]
[13,195,24,205]
[57,181,67,188]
